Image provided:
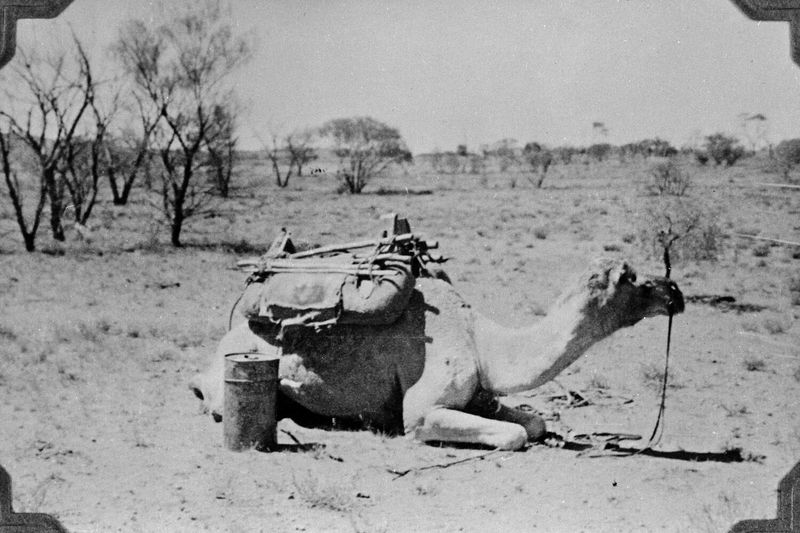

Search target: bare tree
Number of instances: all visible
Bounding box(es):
[523,142,553,188]
[104,92,159,205]
[55,38,110,226]
[265,133,294,188]
[286,129,317,177]
[0,126,47,251]
[112,0,251,246]
[204,104,237,197]
[0,44,92,242]
[492,138,518,173]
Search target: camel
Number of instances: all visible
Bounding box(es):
[190,258,684,450]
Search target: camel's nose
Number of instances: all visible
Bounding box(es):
[667,280,684,314]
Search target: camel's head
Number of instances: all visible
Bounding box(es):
[581,259,684,330]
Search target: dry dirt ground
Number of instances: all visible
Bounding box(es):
[1,156,799,532]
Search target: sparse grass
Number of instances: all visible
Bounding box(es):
[528,302,547,316]
[414,482,439,496]
[0,324,17,341]
[76,319,113,342]
[588,374,610,390]
[789,275,800,306]
[17,474,65,513]
[688,491,762,533]
[151,348,179,362]
[218,238,268,255]
[640,363,683,390]
[762,316,789,335]
[742,356,766,372]
[720,403,751,417]
[292,472,354,512]
[740,319,760,333]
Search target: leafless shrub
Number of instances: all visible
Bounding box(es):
[637,198,724,264]
[649,159,691,196]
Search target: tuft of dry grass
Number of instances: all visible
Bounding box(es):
[640,363,683,390]
[762,316,789,335]
[788,276,800,306]
[687,491,763,533]
[292,472,354,512]
[588,374,610,390]
[752,243,770,257]
[0,324,18,341]
[720,403,751,417]
[742,356,766,372]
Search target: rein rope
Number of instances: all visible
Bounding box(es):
[641,246,675,450]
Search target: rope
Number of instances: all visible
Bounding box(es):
[641,245,674,450]
[644,312,672,448]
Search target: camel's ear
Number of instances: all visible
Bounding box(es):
[609,261,636,286]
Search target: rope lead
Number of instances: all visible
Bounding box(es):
[642,245,674,450]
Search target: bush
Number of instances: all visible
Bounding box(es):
[587,143,612,162]
[319,117,412,194]
[705,133,745,166]
[773,139,800,180]
[649,159,690,196]
[694,150,710,166]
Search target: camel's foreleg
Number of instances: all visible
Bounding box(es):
[492,403,546,441]
[464,390,547,441]
[412,408,528,451]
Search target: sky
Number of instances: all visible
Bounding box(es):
[13,0,800,153]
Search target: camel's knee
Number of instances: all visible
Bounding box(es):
[496,405,547,442]
[191,322,268,422]
[188,371,224,422]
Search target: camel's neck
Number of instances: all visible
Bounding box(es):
[474,293,620,394]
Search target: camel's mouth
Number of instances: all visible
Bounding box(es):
[645,277,684,316]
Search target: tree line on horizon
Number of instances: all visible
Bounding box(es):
[1,0,799,254]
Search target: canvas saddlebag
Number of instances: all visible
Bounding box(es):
[239,262,414,329]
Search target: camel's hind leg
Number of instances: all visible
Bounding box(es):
[413,408,528,450]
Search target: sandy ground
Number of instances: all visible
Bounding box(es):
[1,155,799,532]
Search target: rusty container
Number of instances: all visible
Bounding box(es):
[223,352,280,451]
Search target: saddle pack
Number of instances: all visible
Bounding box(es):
[235,215,442,331]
